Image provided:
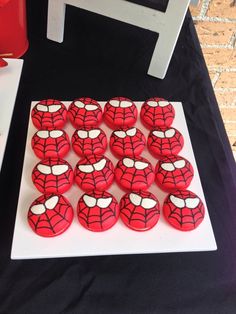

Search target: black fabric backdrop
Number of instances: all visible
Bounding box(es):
[0,1,236,313]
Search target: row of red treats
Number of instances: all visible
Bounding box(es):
[31,97,175,130]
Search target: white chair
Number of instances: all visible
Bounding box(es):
[47,0,191,79]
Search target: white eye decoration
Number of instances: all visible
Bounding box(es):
[161,160,186,171]
[170,195,200,209]
[114,127,137,138]
[158,101,169,107]
[77,129,101,139]
[152,130,165,139]
[165,129,175,138]
[36,104,61,112]
[161,162,175,171]
[129,193,157,209]
[147,101,169,107]
[78,158,107,173]
[50,130,64,138]
[109,100,132,108]
[147,101,158,107]
[123,158,148,170]
[83,195,112,208]
[74,101,98,111]
[37,164,69,175]
[37,130,50,139]
[31,195,59,215]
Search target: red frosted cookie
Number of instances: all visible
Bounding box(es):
[115,156,154,191]
[74,155,114,191]
[120,191,160,231]
[32,158,73,194]
[68,97,102,128]
[28,194,74,237]
[77,191,119,231]
[155,155,194,192]
[31,99,67,130]
[103,97,138,128]
[147,127,184,158]
[163,190,205,231]
[31,129,70,159]
[110,127,146,157]
[140,97,175,129]
[72,128,107,157]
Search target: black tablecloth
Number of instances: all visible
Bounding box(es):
[1,1,236,313]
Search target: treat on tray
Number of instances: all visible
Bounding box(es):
[31,129,70,159]
[140,97,175,129]
[32,158,73,194]
[68,97,102,128]
[115,156,155,191]
[72,128,107,157]
[110,127,146,158]
[163,190,205,231]
[155,155,194,192]
[31,99,67,130]
[147,127,184,158]
[103,97,138,128]
[28,194,74,237]
[74,155,114,191]
[77,191,119,231]
[120,191,160,231]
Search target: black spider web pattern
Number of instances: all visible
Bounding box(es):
[164,190,205,229]
[72,129,107,156]
[156,156,194,190]
[31,100,67,129]
[32,158,73,193]
[28,194,73,236]
[68,97,102,127]
[77,191,118,231]
[115,158,154,191]
[141,103,175,128]
[120,192,160,229]
[32,131,70,159]
[104,104,137,126]
[148,128,183,157]
[110,128,145,157]
[75,156,114,191]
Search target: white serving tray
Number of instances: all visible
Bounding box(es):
[0,59,24,171]
[11,101,217,259]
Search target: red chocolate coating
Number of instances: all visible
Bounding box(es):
[147,127,184,158]
[140,97,175,129]
[72,128,107,157]
[110,127,146,158]
[74,155,114,191]
[115,156,155,191]
[32,158,73,194]
[28,194,74,237]
[31,99,67,130]
[155,155,194,192]
[68,97,102,128]
[77,191,119,231]
[120,191,160,231]
[103,97,138,129]
[31,129,70,159]
[163,190,205,231]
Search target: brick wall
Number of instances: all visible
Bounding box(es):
[190,0,236,158]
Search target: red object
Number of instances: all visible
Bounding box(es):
[28,194,74,237]
[77,191,119,232]
[31,99,67,130]
[32,158,74,194]
[110,127,146,158]
[141,97,175,129]
[103,97,138,129]
[155,155,194,192]
[120,191,160,231]
[0,0,28,58]
[163,190,205,231]
[0,58,8,67]
[115,156,155,191]
[74,155,114,191]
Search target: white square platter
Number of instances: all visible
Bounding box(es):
[11,101,217,259]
